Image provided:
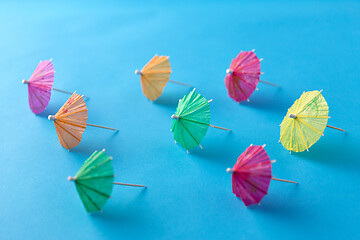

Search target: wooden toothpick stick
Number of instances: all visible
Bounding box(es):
[52,87,89,99]
[86,123,119,131]
[271,177,298,184]
[259,80,280,87]
[209,124,232,132]
[326,125,346,132]
[113,182,147,188]
[22,80,89,98]
[168,80,192,87]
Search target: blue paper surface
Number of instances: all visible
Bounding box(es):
[0,1,359,239]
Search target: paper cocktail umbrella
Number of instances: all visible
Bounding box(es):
[225,50,278,103]
[68,149,146,213]
[279,90,345,153]
[226,144,297,206]
[22,59,88,114]
[135,55,191,101]
[170,89,231,153]
[48,92,118,150]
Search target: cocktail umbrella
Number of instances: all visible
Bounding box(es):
[225,50,278,103]
[48,92,118,150]
[135,55,191,101]
[68,149,146,213]
[22,59,88,114]
[279,90,345,153]
[226,144,297,206]
[170,89,231,153]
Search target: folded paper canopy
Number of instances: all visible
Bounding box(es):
[23,60,54,114]
[279,90,345,153]
[135,55,172,101]
[22,59,87,114]
[170,89,231,152]
[135,55,191,101]
[48,92,118,150]
[49,92,88,149]
[224,50,278,103]
[227,145,297,206]
[225,50,261,103]
[68,149,146,213]
[70,150,114,213]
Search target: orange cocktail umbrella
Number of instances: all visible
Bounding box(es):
[48,92,118,150]
[135,55,191,101]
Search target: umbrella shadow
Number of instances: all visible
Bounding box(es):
[69,132,119,156]
[247,183,302,217]
[241,87,289,114]
[153,93,181,109]
[153,86,192,109]
[190,133,238,166]
[35,103,63,118]
[90,188,149,223]
[292,132,358,171]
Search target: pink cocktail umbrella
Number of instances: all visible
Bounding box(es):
[22,59,88,114]
[226,144,297,206]
[225,50,278,103]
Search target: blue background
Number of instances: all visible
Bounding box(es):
[0,1,359,239]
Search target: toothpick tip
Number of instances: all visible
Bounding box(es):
[67,176,75,181]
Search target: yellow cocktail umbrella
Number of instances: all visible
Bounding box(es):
[279,90,345,153]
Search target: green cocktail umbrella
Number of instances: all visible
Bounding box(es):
[170,89,231,153]
[68,149,146,213]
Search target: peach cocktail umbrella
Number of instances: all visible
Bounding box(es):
[135,55,191,101]
[225,50,278,103]
[22,59,88,114]
[226,144,297,206]
[48,92,118,150]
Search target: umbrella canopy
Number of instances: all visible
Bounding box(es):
[48,92,88,150]
[227,145,297,206]
[280,90,330,152]
[225,50,261,102]
[227,145,272,206]
[170,89,231,152]
[69,149,147,213]
[23,59,54,114]
[170,89,211,151]
[48,93,118,150]
[69,149,114,213]
[135,55,171,101]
